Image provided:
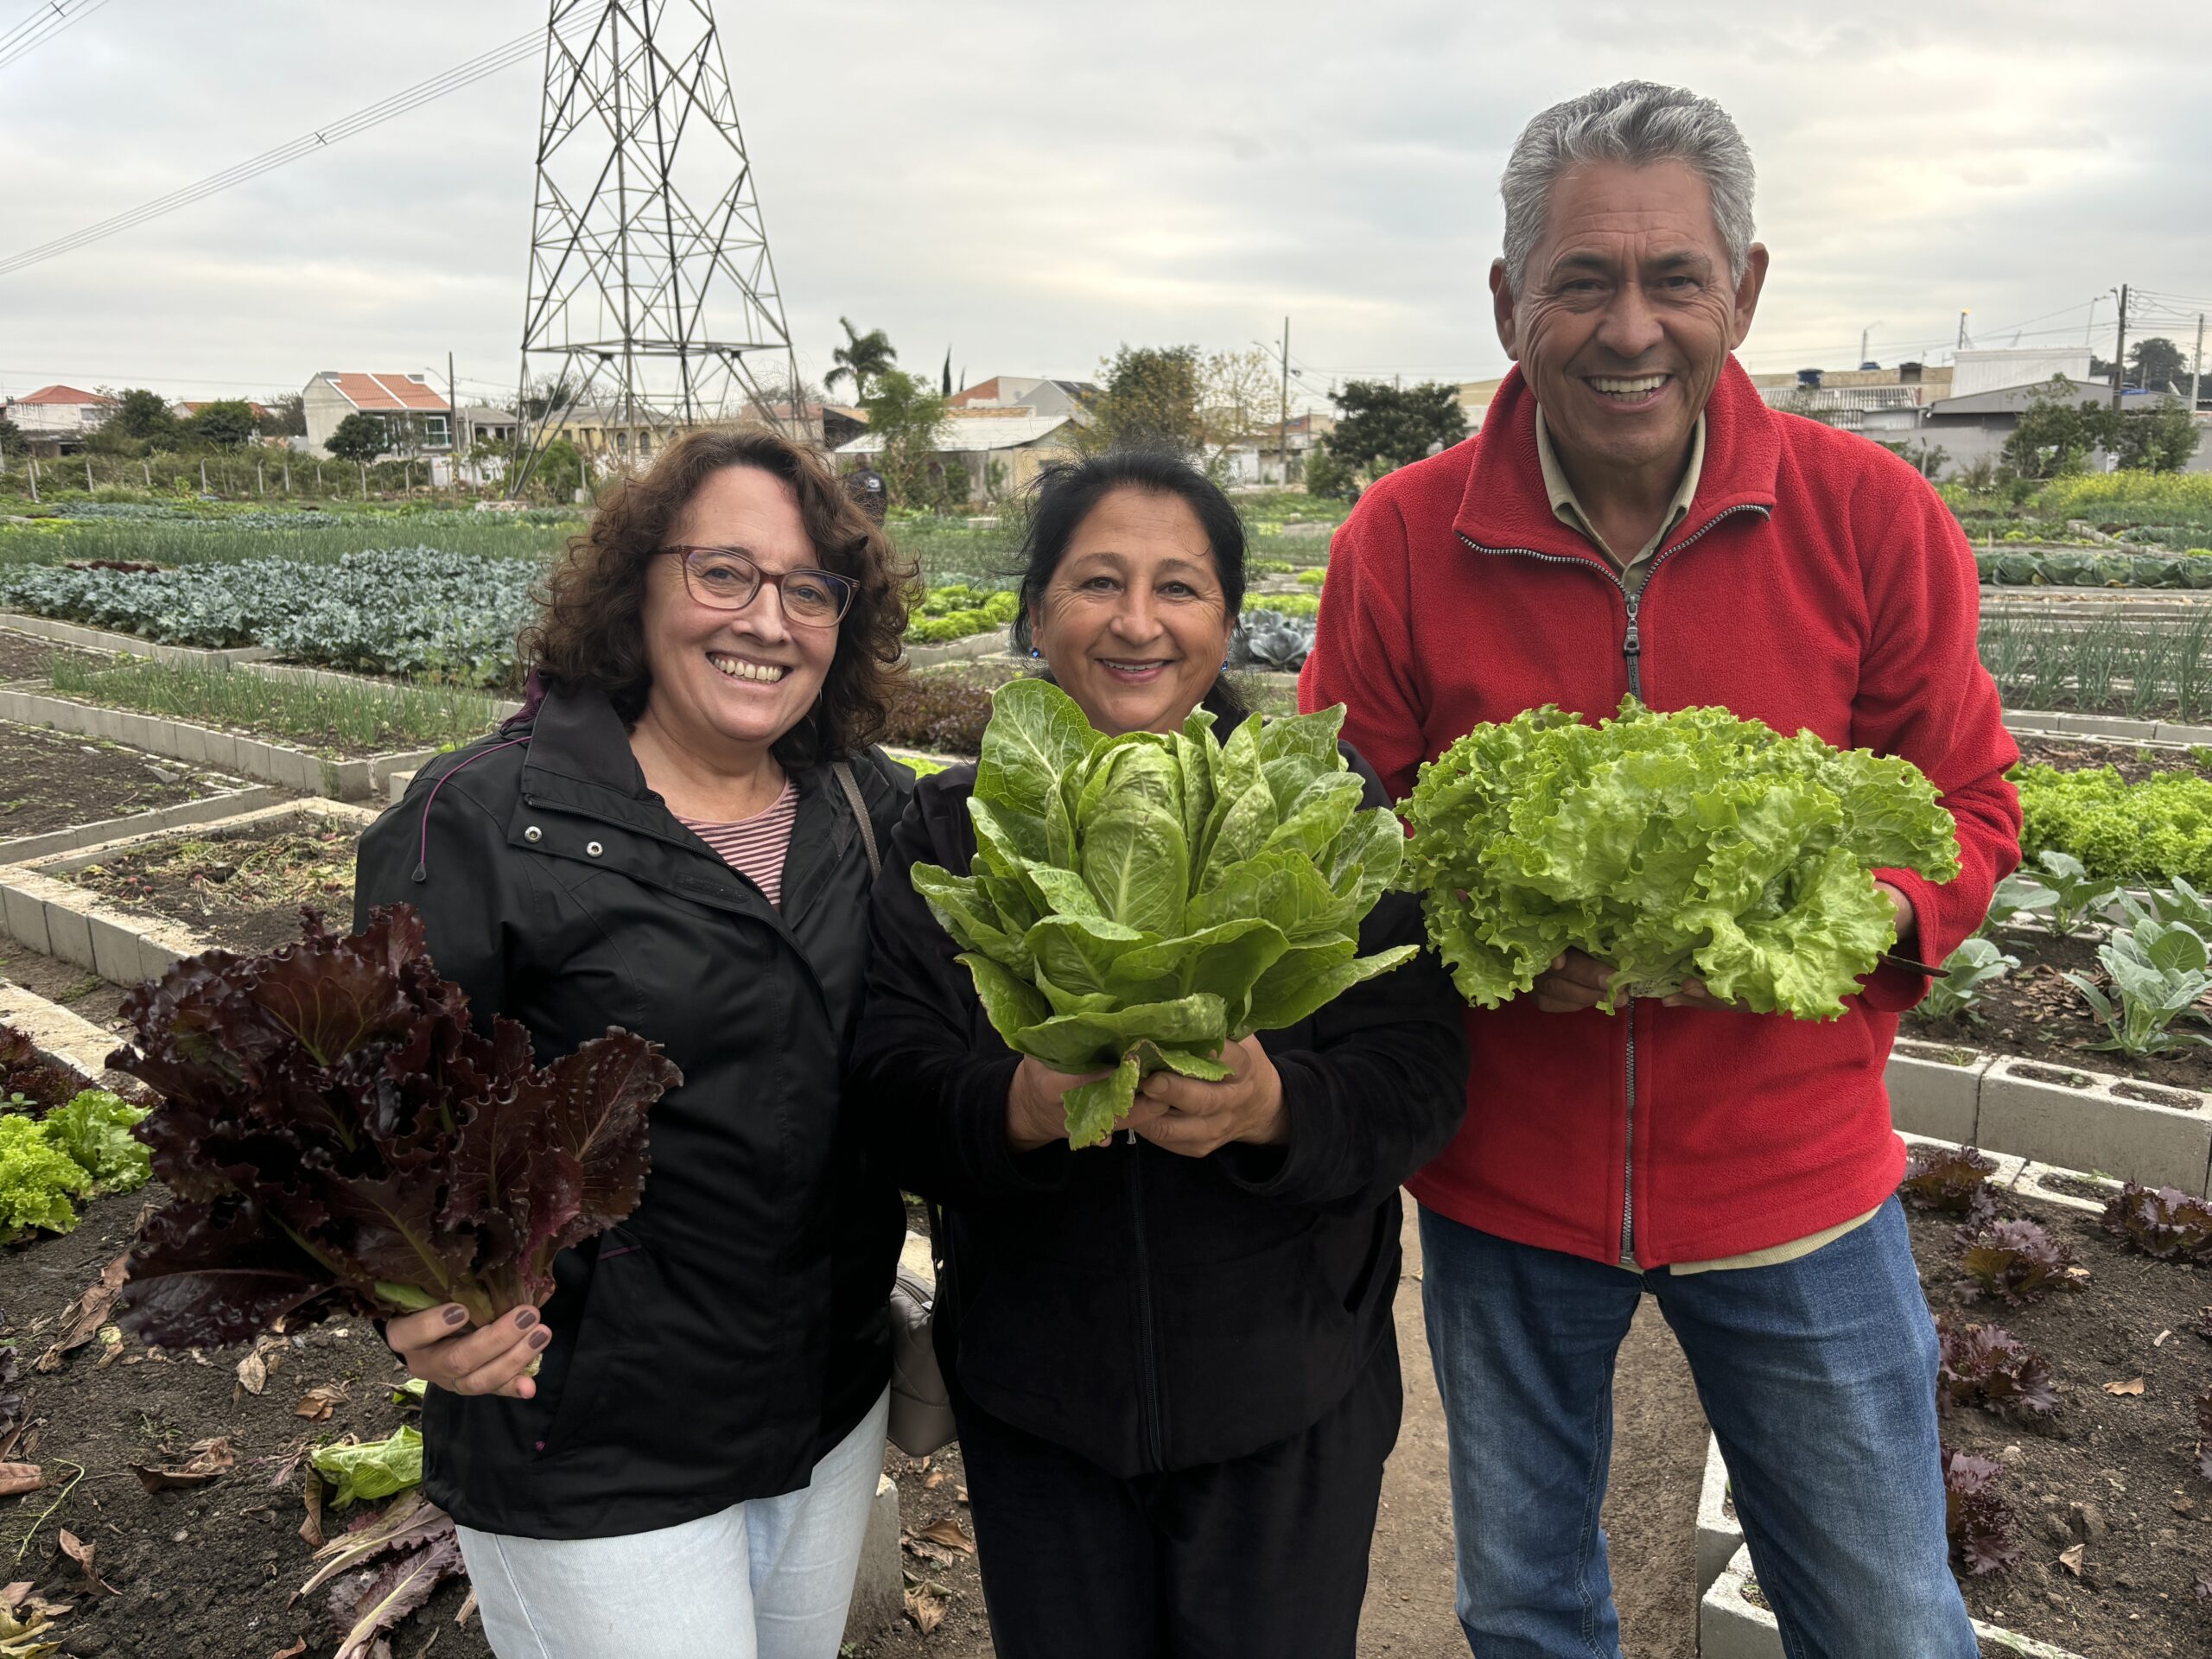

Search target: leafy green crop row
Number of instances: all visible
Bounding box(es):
[0,550,539,687]
[2014,762,2212,887]
[1979,550,2212,588]
[0,1089,151,1243]
[907,584,1019,645]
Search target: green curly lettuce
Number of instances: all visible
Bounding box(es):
[1399,699,1960,1020]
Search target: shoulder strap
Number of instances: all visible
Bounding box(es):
[830,760,880,880]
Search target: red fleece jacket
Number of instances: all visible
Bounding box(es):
[1300,359,2020,1267]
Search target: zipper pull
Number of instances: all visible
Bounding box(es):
[1622,594,1643,659]
[1126,1128,1137,1147]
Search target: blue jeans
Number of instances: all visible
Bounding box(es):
[1420,1200,1974,1659]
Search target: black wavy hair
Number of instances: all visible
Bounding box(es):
[1008,448,1248,717]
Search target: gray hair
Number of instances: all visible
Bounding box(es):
[1499,81,1756,294]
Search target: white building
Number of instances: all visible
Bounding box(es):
[1949,348,2096,401]
[3,385,115,447]
[302,372,452,458]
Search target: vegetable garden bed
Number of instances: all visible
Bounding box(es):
[0,723,242,845]
[61,813,363,958]
[0,629,105,683]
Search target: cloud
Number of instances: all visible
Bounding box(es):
[2,0,2206,410]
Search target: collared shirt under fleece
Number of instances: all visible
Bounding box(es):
[1300,358,2021,1270]
[1535,404,1876,1276]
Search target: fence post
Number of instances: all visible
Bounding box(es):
[142,459,151,488]
[256,458,264,496]
[283,459,291,494]
[200,458,208,494]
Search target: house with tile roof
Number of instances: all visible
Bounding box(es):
[302,372,452,458]
[3,385,117,448]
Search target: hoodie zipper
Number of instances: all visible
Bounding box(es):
[1126,1140,1168,1470]
[1458,502,1770,1267]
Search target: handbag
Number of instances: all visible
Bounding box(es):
[832,762,958,1458]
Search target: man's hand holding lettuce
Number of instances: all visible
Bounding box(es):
[910,679,1416,1147]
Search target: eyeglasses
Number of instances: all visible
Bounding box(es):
[660,546,856,627]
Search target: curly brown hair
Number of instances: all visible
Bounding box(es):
[519,428,914,766]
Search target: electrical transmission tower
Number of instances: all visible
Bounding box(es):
[512,0,801,494]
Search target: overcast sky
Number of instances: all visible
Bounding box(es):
[3,0,2209,414]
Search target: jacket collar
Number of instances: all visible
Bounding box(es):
[1452,357,1781,566]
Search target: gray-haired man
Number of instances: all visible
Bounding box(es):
[1304,80,2014,1657]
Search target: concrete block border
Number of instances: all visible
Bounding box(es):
[0,980,138,1097]
[2004,707,2212,747]
[0,685,433,802]
[1881,1039,2212,1196]
[0,784,286,863]
[0,612,272,666]
[1700,1544,2084,1659]
[0,798,379,986]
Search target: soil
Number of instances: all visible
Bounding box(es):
[0,632,105,684]
[67,821,358,958]
[2014,737,2212,786]
[1908,1191,2212,1656]
[0,1188,486,1659]
[0,726,232,845]
[851,1206,1711,1659]
[0,943,129,1037]
[1909,927,2212,1094]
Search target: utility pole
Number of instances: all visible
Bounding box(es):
[448,351,460,498]
[2190,315,2204,416]
[2111,284,2130,411]
[1278,317,1290,487]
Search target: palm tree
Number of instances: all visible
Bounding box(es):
[825,318,897,405]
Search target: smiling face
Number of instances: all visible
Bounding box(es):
[637,463,838,759]
[1030,487,1234,738]
[1491,158,1768,487]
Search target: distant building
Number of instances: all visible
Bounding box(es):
[3,385,116,451]
[173,399,277,423]
[1222,412,1336,486]
[1948,348,2095,402]
[836,413,1083,504]
[948,376,1100,420]
[302,372,452,458]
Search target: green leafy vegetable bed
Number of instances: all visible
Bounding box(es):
[2015,762,2212,887]
[1399,701,1959,1019]
[912,680,1413,1144]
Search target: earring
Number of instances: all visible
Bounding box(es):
[1029,647,1043,660]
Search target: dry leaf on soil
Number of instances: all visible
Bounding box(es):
[912,1516,975,1554]
[132,1436,237,1493]
[904,1587,947,1635]
[2059,1542,2085,1576]
[454,1587,477,1629]
[0,1467,42,1499]
[0,1586,26,1612]
[35,1252,128,1373]
[2102,1376,2146,1396]
[295,1385,347,1422]
[270,1640,308,1659]
[299,1472,326,1550]
[55,1530,113,1596]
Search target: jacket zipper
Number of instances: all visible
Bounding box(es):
[1458,503,1770,1268]
[1126,1141,1168,1471]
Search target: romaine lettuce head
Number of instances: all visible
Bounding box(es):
[912,679,1414,1146]
[1399,699,1959,1020]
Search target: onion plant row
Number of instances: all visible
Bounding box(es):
[1978,611,2212,721]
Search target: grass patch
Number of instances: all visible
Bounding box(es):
[48,657,509,758]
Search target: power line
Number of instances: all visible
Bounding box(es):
[0,0,113,73]
[0,12,594,281]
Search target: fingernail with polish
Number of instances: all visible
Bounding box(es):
[528,1327,551,1350]
[512,1306,538,1330]
[442,1306,468,1326]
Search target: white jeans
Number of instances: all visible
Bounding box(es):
[457,1390,890,1659]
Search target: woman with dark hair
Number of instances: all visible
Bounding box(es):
[354,429,913,1658]
[849,449,1470,1656]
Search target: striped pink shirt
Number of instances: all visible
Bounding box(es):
[678,780,799,907]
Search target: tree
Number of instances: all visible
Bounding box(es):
[1303,444,1357,500]
[1324,381,1468,479]
[187,400,261,448]
[0,414,20,453]
[533,436,588,502]
[825,318,897,405]
[861,369,945,505]
[1077,345,1204,456]
[1197,346,1280,468]
[259,393,308,438]
[2113,400,2201,474]
[2000,377,2121,480]
[518,372,576,422]
[326,412,389,467]
[2128,336,2190,393]
[84,387,178,455]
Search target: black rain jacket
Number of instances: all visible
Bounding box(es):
[848,728,1470,1478]
[353,684,910,1539]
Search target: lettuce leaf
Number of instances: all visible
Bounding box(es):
[1398,699,1960,1020]
[43,1089,150,1192]
[311,1424,423,1509]
[912,681,1413,1145]
[108,906,681,1347]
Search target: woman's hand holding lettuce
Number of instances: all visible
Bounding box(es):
[1399,700,1960,1020]
[911,679,1415,1147]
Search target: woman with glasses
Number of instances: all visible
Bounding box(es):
[353,429,914,1659]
